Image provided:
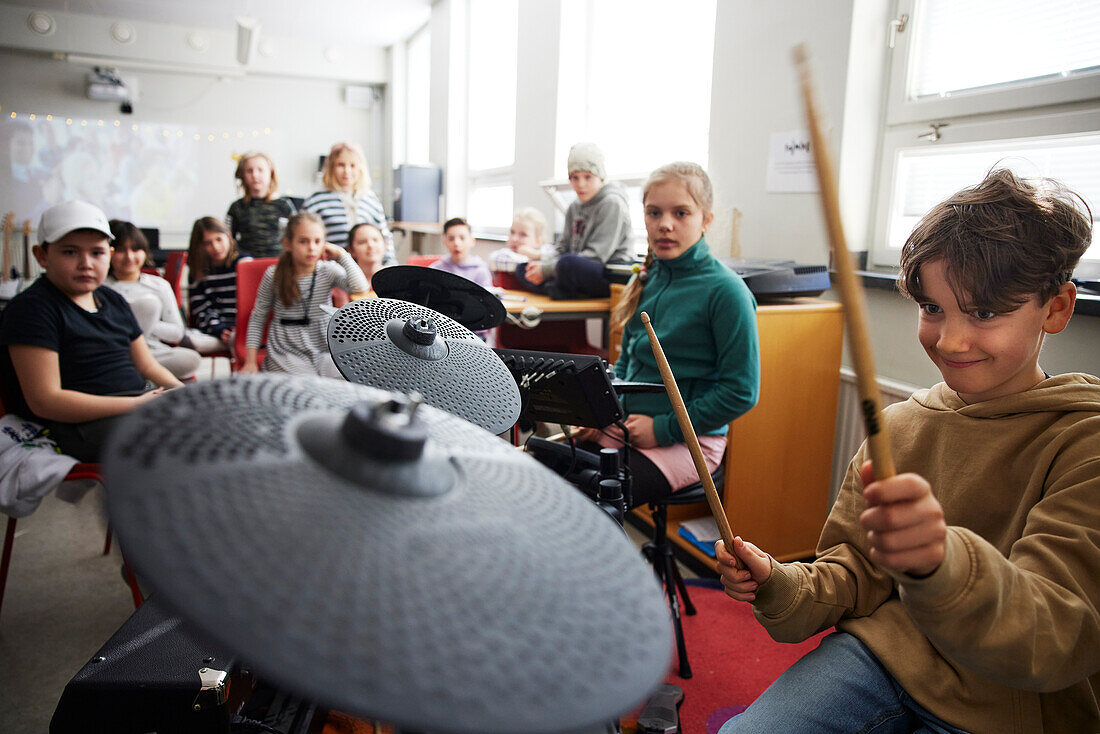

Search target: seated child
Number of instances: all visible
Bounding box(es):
[182,216,250,354]
[430,217,494,343]
[345,222,389,292]
[241,211,367,377]
[0,201,183,461]
[517,142,633,298]
[226,151,296,259]
[717,169,1099,734]
[105,220,201,380]
[487,207,549,288]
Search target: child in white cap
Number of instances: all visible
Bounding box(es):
[0,200,182,461]
[518,142,633,299]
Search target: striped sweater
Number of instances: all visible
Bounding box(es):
[245,251,367,375]
[302,189,397,265]
[188,256,250,337]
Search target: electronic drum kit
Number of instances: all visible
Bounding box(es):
[101,268,674,733]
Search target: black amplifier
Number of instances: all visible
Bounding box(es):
[50,600,324,734]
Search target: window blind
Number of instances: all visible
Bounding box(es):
[887,135,1100,260]
[909,0,1100,99]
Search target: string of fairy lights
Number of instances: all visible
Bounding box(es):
[2,105,273,143]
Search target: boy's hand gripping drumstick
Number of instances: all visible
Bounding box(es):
[793,44,896,480]
[640,311,742,568]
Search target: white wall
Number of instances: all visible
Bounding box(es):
[704,0,1100,386]
[0,5,388,248]
[707,0,857,265]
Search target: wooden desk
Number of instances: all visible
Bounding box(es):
[630,299,844,564]
[500,289,610,320]
[391,221,441,257]
[497,290,612,356]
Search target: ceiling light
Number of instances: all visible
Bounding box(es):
[28,11,55,36]
[187,31,209,52]
[110,22,135,44]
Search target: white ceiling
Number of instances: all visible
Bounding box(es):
[0,0,432,47]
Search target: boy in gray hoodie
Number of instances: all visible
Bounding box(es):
[518,142,633,298]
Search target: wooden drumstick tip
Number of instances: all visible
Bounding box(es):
[640,311,651,326]
[791,43,808,66]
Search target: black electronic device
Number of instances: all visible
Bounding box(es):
[50,599,240,734]
[722,257,831,298]
[495,347,623,428]
[140,227,168,267]
[1073,261,1100,295]
[372,264,507,331]
[636,684,685,734]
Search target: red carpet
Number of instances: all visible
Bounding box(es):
[660,580,830,734]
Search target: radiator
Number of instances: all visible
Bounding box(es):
[829,368,920,506]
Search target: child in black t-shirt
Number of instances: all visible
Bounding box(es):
[0,201,183,461]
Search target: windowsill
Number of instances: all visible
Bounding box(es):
[472,231,507,243]
[852,269,1100,318]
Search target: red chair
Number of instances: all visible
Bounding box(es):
[1,464,144,619]
[164,251,187,308]
[407,254,442,267]
[234,258,277,370]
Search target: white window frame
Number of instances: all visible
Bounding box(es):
[887,2,1100,124]
[463,0,517,236]
[871,0,1100,267]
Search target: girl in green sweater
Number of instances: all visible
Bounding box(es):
[575,162,760,506]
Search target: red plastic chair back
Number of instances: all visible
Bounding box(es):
[234,257,278,369]
[164,251,187,308]
[407,255,442,267]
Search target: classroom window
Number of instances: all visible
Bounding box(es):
[465,0,517,231]
[886,135,1100,260]
[874,0,1100,266]
[554,0,717,179]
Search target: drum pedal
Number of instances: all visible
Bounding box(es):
[636,683,684,734]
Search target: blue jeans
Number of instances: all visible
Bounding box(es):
[717,632,971,734]
[513,253,610,298]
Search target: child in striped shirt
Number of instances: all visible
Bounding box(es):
[303,142,397,265]
[183,217,249,354]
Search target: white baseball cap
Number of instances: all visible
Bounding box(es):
[38,200,112,245]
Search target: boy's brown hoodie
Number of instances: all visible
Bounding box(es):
[753,373,1100,733]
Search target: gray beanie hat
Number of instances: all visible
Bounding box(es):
[567,142,606,181]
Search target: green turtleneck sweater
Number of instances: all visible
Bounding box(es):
[616,237,760,445]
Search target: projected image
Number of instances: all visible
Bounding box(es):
[0,116,200,232]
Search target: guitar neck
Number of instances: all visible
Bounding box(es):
[22,221,31,279]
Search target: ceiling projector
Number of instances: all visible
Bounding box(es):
[85,66,131,102]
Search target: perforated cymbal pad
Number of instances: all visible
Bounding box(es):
[328,298,520,435]
[104,376,673,734]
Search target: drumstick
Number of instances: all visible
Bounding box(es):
[639,311,741,567]
[793,44,896,480]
